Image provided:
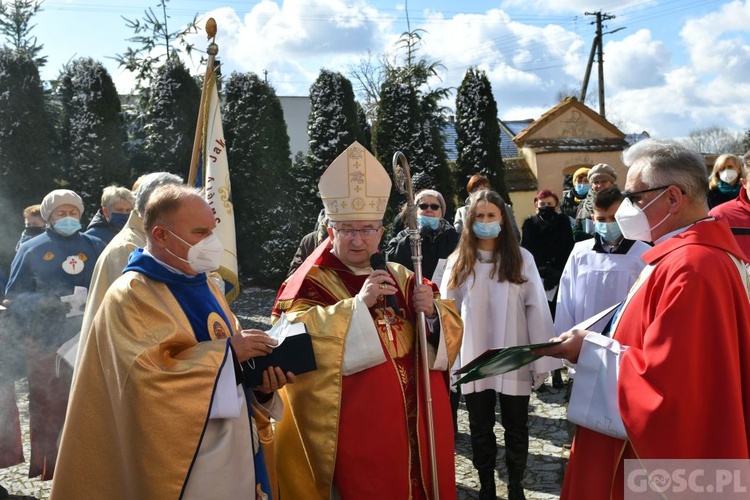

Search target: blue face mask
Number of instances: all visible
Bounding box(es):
[574,183,591,197]
[417,215,440,231]
[108,212,130,231]
[53,216,82,237]
[595,221,622,243]
[472,221,502,240]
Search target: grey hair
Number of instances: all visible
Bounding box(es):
[100,185,135,209]
[622,139,708,205]
[134,172,184,215]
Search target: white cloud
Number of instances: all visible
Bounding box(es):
[107,0,750,138]
[681,0,750,81]
[416,9,585,111]
[604,29,670,90]
[112,66,139,96]
[180,1,397,95]
[602,1,750,137]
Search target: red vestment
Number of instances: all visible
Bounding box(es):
[561,220,750,500]
[709,187,750,260]
[273,249,461,499]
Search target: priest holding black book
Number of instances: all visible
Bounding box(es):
[51,185,292,499]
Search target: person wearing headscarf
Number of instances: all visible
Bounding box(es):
[560,167,590,220]
[574,163,617,241]
[4,189,105,480]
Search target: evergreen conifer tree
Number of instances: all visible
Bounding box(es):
[372,78,423,230]
[455,67,510,202]
[355,101,372,151]
[302,69,369,234]
[57,58,130,215]
[371,30,456,223]
[0,48,54,266]
[417,98,455,217]
[308,70,367,169]
[223,72,295,287]
[0,0,46,66]
[141,56,200,177]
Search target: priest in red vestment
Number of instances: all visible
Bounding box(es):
[272,142,463,499]
[536,138,750,500]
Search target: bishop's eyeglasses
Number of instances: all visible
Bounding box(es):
[331,226,382,240]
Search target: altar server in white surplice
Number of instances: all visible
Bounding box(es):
[440,189,560,500]
[555,187,650,336]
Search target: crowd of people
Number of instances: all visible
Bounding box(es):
[0,138,748,500]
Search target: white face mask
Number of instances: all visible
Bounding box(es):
[166,229,223,273]
[719,169,738,184]
[614,188,671,242]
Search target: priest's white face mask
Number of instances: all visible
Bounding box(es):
[165,229,224,274]
[615,186,671,242]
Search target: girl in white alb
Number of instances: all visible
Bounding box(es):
[440,189,560,500]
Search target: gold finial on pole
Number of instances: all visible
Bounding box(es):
[205,17,217,40]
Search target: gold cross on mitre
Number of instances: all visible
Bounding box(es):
[318,141,391,222]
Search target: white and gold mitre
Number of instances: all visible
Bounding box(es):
[318,141,391,222]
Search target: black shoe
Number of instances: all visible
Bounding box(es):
[552,369,564,388]
[508,484,526,500]
[508,471,526,500]
[478,468,496,499]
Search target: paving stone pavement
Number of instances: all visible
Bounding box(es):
[0,286,573,499]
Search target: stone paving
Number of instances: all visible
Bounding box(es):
[0,286,573,499]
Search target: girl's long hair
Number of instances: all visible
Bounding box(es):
[447,189,527,289]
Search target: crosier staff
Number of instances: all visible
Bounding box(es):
[392,151,439,500]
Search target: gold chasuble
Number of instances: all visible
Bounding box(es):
[50,257,261,500]
[272,249,463,499]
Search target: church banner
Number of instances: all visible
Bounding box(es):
[194,68,239,303]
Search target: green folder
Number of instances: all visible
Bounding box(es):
[453,341,562,386]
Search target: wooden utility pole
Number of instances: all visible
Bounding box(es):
[580,11,618,118]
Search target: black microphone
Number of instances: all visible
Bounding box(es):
[370,252,399,313]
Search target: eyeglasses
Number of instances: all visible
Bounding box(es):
[332,227,382,240]
[418,203,441,211]
[621,185,684,203]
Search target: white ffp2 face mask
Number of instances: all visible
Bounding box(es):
[166,229,224,273]
[614,188,671,242]
[719,169,739,184]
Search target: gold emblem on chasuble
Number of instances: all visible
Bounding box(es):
[207,312,231,340]
[374,308,414,359]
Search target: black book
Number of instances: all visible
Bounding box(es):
[243,316,317,387]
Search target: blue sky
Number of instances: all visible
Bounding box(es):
[34,0,743,138]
